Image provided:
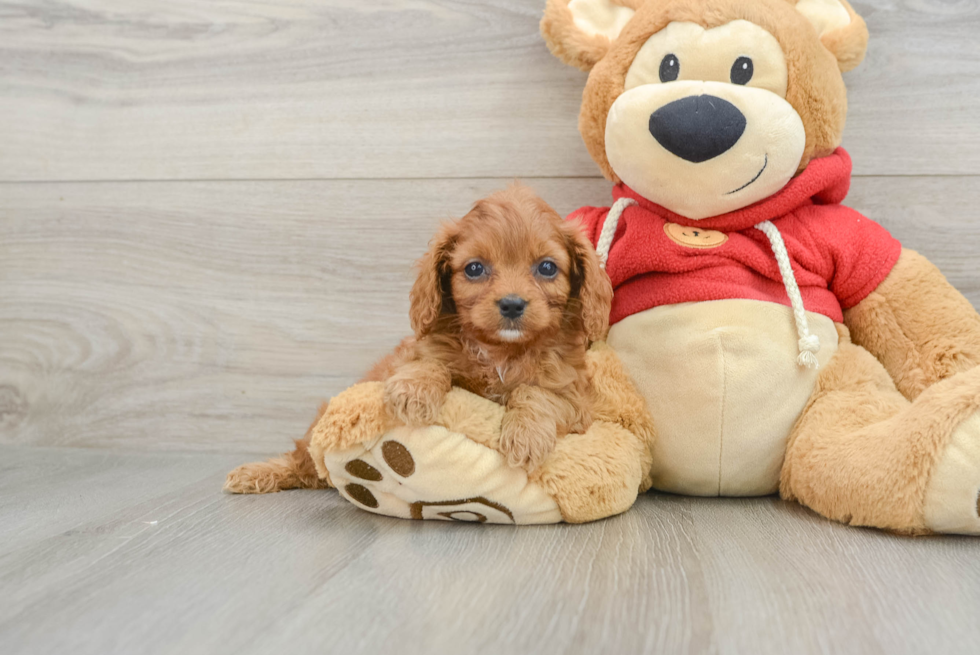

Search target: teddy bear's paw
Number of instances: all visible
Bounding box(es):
[923,411,980,535]
[321,424,563,524]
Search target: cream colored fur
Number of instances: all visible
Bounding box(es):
[606,79,806,219]
[924,413,980,534]
[609,20,804,217]
[608,300,838,496]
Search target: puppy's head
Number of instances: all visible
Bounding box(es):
[409,185,612,346]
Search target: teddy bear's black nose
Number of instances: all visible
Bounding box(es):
[648,95,746,163]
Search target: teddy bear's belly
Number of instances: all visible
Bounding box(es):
[607,299,840,496]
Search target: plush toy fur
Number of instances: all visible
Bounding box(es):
[538,0,980,534]
[547,0,860,178]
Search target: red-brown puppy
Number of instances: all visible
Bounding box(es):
[386,184,613,470]
[224,185,612,492]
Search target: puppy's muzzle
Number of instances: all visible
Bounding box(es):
[648,95,746,163]
[498,295,527,320]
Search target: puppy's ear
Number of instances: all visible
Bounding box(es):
[410,221,460,337]
[563,220,613,342]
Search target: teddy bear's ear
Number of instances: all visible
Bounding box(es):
[541,0,637,72]
[794,0,869,72]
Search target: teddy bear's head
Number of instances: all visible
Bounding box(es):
[541,0,869,219]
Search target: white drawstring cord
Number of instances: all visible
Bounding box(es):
[595,201,818,369]
[595,198,636,269]
[754,220,821,369]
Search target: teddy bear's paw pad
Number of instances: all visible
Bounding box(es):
[322,424,562,524]
[923,411,980,535]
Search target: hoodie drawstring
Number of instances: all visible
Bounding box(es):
[596,197,636,270]
[754,220,821,369]
[594,201,820,370]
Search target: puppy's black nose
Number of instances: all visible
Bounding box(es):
[498,295,527,319]
[648,95,746,163]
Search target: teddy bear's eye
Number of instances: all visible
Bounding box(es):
[731,57,754,85]
[659,54,679,83]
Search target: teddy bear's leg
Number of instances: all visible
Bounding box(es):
[781,333,980,534]
[521,342,655,523]
[531,422,647,523]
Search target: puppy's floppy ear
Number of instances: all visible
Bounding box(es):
[410,220,460,337]
[562,220,613,342]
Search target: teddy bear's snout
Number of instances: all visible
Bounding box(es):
[648,94,746,163]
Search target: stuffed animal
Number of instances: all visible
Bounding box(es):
[309,0,980,533]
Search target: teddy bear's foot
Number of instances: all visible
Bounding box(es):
[322,424,563,524]
[923,411,980,534]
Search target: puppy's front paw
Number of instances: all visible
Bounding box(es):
[384,376,447,426]
[499,411,557,472]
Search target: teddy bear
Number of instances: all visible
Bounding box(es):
[289,0,980,534]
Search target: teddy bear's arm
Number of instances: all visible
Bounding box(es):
[843,248,980,400]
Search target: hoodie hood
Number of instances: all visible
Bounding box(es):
[569,146,901,328]
[612,148,853,233]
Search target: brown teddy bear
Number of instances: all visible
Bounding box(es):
[231,0,980,534]
[540,0,980,534]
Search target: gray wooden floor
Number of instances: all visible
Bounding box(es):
[2,445,979,655]
[2,1,980,653]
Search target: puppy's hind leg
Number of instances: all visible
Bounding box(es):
[224,437,331,494]
[224,403,333,494]
[225,338,417,494]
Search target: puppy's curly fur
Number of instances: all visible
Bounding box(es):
[387,185,613,469]
[225,185,612,492]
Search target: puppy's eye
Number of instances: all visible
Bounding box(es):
[536,260,558,278]
[464,261,486,279]
[659,54,679,83]
[731,57,753,85]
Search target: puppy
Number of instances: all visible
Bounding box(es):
[385,185,613,470]
[224,185,611,492]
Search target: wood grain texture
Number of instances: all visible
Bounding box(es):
[1,446,978,655]
[2,3,979,653]
[1,0,979,181]
[2,176,978,453]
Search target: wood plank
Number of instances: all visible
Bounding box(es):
[0,0,978,181]
[0,445,247,555]
[690,498,980,654]
[1,176,978,453]
[1,446,978,655]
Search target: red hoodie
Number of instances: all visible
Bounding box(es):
[570,149,902,326]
